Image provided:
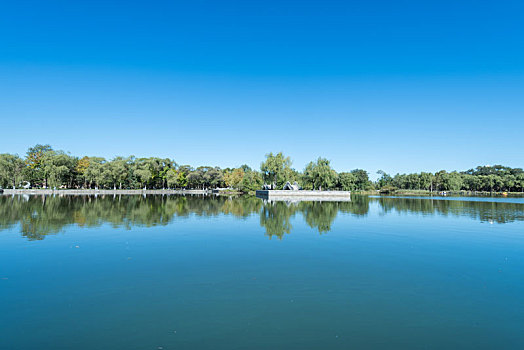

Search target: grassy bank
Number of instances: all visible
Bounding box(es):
[353,189,524,197]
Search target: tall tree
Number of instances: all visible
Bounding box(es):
[240,169,263,192]
[351,169,372,190]
[84,157,106,188]
[25,144,53,187]
[134,158,153,189]
[260,152,293,189]
[337,172,357,191]
[0,154,25,188]
[376,170,393,189]
[303,157,337,190]
[76,156,90,188]
[419,172,434,191]
[225,168,245,189]
[41,151,76,188]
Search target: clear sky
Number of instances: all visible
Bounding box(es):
[1,0,523,178]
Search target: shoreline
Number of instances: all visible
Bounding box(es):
[2,188,523,198]
[354,189,524,197]
[1,189,211,195]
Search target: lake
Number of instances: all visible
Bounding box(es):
[1,194,523,349]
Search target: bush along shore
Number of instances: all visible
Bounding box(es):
[355,189,524,197]
[0,144,523,194]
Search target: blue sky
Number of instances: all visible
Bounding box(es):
[1,0,523,178]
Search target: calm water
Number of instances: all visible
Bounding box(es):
[1,194,523,349]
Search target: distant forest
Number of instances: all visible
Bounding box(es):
[0,144,523,193]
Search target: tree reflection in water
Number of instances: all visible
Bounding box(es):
[0,195,521,240]
[376,197,524,224]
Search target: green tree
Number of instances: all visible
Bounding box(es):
[303,157,337,190]
[106,156,134,189]
[239,169,263,192]
[165,169,186,189]
[462,174,480,191]
[419,172,435,191]
[260,152,293,189]
[434,170,447,191]
[440,171,463,191]
[205,167,224,188]
[187,167,204,189]
[351,169,372,190]
[25,144,53,187]
[84,157,106,188]
[41,151,76,188]
[503,174,516,192]
[0,154,25,188]
[176,165,192,188]
[134,158,153,189]
[224,168,244,189]
[376,170,393,189]
[76,156,90,188]
[337,172,357,191]
[516,173,524,192]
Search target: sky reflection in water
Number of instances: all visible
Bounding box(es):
[1,195,523,350]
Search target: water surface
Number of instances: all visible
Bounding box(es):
[1,195,523,349]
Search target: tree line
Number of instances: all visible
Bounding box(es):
[0,145,522,192]
[376,165,524,193]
